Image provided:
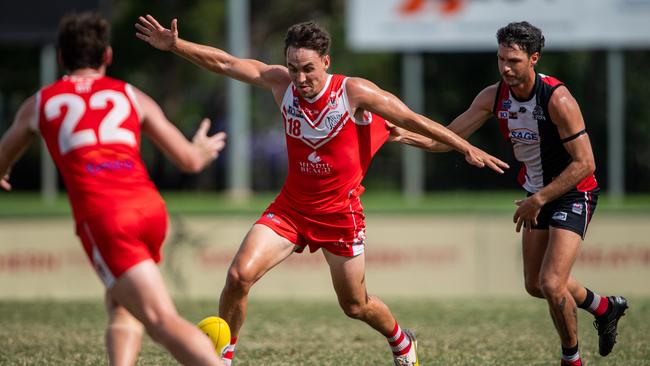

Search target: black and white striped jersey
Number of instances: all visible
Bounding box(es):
[492,73,598,193]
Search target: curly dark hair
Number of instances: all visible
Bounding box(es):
[57,12,110,71]
[284,21,331,56]
[496,21,545,56]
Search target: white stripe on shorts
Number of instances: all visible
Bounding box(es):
[583,192,589,237]
[83,222,116,288]
[349,202,365,256]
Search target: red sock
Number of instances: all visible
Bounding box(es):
[222,337,237,365]
[387,322,412,356]
[594,296,609,317]
[561,359,582,366]
[579,288,609,317]
[561,344,581,366]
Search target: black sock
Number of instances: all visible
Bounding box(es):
[562,343,580,362]
[578,288,594,309]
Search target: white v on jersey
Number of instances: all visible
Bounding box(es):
[276,74,390,215]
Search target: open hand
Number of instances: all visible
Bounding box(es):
[464,146,509,174]
[513,196,543,232]
[135,15,178,51]
[192,119,227,166]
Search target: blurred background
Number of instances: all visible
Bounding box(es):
[2,4,649,364]
[1,0,650,301]
[2,0,650,198]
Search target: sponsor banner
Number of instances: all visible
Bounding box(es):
[0,214,649,299]
[347,0,650,51]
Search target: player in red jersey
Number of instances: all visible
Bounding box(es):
[136,15,509,366]
[391,22,628,365]
[0,12,226,366]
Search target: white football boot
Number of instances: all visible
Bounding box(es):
[393,328,419,366]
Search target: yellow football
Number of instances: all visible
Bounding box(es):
[197,316,231,356]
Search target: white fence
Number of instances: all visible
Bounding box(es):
[1,213,649,299]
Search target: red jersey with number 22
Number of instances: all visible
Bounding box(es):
[277,74,390,214]
[37,75,163,223]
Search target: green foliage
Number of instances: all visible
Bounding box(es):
[1,1,650,192]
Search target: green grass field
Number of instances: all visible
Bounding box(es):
[1,297,648,365]
[2,192,648,364]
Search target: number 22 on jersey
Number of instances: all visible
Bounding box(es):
[44,90,136,154]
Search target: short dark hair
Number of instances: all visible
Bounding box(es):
[496,21,545,56]
[284,21,331,56]
[57,12,110,71]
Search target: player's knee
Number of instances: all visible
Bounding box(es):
[339,301,366,319]
[225,266,255,294]
[539,276,565,300]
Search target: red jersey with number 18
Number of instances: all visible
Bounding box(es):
[36,75,163,223]
[276,74,390,214]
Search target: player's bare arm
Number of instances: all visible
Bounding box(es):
[389,84,498,153]
[136,88,226,173]
[513,86,595,232]
[0,96,38,191]
[430,84,498,151]
[385,122,436,148]
[135,15,290,103]
[346,77,508,173]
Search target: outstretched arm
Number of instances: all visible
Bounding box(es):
[513,86,595,232]
[0,96,38,190]
[135,15,290,103]
[388,84,497,152]
[346,78,508,173]
[135,88,226,173]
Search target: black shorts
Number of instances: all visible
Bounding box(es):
[528,188,599,239]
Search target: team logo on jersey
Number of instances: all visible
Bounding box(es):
[293,97,300,108]
[324,112,343,130]
[509,128,539,144]
[498,111,509,119]
[502,99,512,109]
[328,91,338,108]
[265,212,281,224]
[552,211,568,221]
[572,202,583,215]
[299,150,332,176]
[508,111,518,119]
[286,105,304,118]
[308,151,322,163]
[533,105,546,120]
[518,106,527,113]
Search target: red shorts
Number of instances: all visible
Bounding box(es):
[76,202,168,288]
[255,197,366,257]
